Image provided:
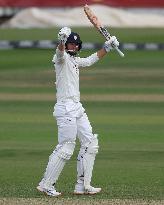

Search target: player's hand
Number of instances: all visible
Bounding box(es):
[103,36,119,52]
[58,27,71,44]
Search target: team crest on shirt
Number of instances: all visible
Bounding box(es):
[74,35,77,40]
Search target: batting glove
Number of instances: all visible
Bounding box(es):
[58,27,71,44]
[103,36,119,52]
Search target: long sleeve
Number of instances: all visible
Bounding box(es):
[75,53,99,68]
[52,48,67,64]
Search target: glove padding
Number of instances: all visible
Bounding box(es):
[58,27,71,44]
[103,36,119,52]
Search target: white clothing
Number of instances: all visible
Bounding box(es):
[53,100,94,147]
[39,47,100,191]
[52,48,99,102]
[39,99,97,189]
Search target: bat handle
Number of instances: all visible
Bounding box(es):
[105,36,124,57]
[115,47,124,57]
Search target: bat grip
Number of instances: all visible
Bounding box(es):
[105,36,124,57]
[115,47,124,57]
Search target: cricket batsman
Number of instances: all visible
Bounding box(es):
[37,27,119,196]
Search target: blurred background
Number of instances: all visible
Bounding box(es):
[0,0,164,201]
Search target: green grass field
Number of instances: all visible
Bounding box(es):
[0,28,164,204]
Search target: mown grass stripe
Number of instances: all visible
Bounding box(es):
[0,93,164,102]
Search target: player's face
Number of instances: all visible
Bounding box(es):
[67,43,79,52]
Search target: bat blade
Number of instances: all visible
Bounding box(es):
[84,4,124,57]
[84,4,102,30]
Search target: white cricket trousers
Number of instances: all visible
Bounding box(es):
[53,99,94,148]
[39,99,98,189]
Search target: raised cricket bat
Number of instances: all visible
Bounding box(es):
[84,4,124,57]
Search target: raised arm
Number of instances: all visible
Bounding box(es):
[53,27,71,63]
[76,36,119,67]
[57,27,71,50]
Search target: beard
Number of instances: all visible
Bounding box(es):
[66,49,78,56]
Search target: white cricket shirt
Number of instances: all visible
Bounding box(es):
[52,48,99,102]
